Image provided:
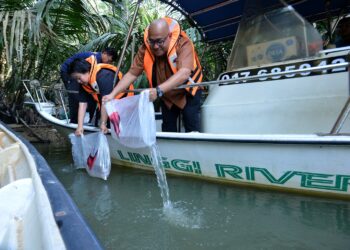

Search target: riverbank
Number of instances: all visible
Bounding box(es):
[7,123,69,146]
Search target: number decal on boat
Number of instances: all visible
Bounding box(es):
[219,56,348,84]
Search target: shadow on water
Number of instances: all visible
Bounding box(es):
[35,144,350,250]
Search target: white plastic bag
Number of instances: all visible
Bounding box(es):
[105,89,156,148]
[69,132,111,180]
[69,133,85,169]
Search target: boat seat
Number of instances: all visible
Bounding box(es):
[0,131,15,148]
[0,143,30,187]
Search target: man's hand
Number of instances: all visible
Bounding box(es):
[75,126,84,136]
[149,88,158,102]
[102,93,114,103]
[100,123,108,134]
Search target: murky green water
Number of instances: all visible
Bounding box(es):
[35,144,350,250]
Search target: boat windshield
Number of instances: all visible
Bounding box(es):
[226,0,323,70]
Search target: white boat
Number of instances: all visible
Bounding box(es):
[22,79,56,115]
[26,0,350,199]
[0,122,103,249]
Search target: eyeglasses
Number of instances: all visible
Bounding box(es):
[147,34,169,47]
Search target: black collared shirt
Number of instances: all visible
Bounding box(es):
[78,68,117,103]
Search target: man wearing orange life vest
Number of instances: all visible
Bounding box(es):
[68,55,133,135]
[103,17,203,132]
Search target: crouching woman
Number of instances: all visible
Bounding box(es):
[68,56,133,135]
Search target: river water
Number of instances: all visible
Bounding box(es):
[35,144,350,250]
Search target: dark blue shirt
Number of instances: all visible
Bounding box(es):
[335,38,350,48]
[60,52,102,73]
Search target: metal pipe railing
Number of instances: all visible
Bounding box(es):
[126,61,349,93]
[331,97,350,134]
[330,63,350,134]
[58,90,70,124]
[34,89,42,111]
[22,81,36,103]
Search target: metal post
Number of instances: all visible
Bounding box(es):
[22,81,35,103]
[125,62,350,93]
[39,88,47,102]
[330,98,350,134]
[113,0,142,86]
[58,90,70,124]
[34,89,42,111]
[131,34,135,67]
[330,62,350,134]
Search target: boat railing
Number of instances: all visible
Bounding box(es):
[125,62,349,94]
[216,61,350,86]
[22,80,44,109]
[331,55,350,134]
[53,84,70,123]
[319,46,350,55]
[331,97,350,134]
[22,80,71,123]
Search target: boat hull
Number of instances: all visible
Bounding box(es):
[42,111,350,199]
[108,133,350,199]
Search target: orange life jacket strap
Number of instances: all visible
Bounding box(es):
[82,56,135,109]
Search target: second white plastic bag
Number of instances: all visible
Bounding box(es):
[69,132,111,180]
[69,133,85,169]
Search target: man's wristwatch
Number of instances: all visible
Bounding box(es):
[156,86,164,98]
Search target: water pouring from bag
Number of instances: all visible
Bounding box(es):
[151,144,172,208]
[105,90,172,208]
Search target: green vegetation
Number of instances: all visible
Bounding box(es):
[0,0,232,109]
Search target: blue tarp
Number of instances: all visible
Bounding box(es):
[160,0,350,42]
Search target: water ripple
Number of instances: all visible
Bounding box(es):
[161,201,204,229]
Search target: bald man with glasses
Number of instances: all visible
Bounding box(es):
[103,17,203,132]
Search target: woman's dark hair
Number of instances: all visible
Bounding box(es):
[102,47,117,61]
[68,58,91,75]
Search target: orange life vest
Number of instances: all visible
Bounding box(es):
[143,17,203,96]
[83,55,134,109]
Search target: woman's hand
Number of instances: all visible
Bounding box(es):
[75,126,84,136]
[100,122,108,134]
[102,93,114,104]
